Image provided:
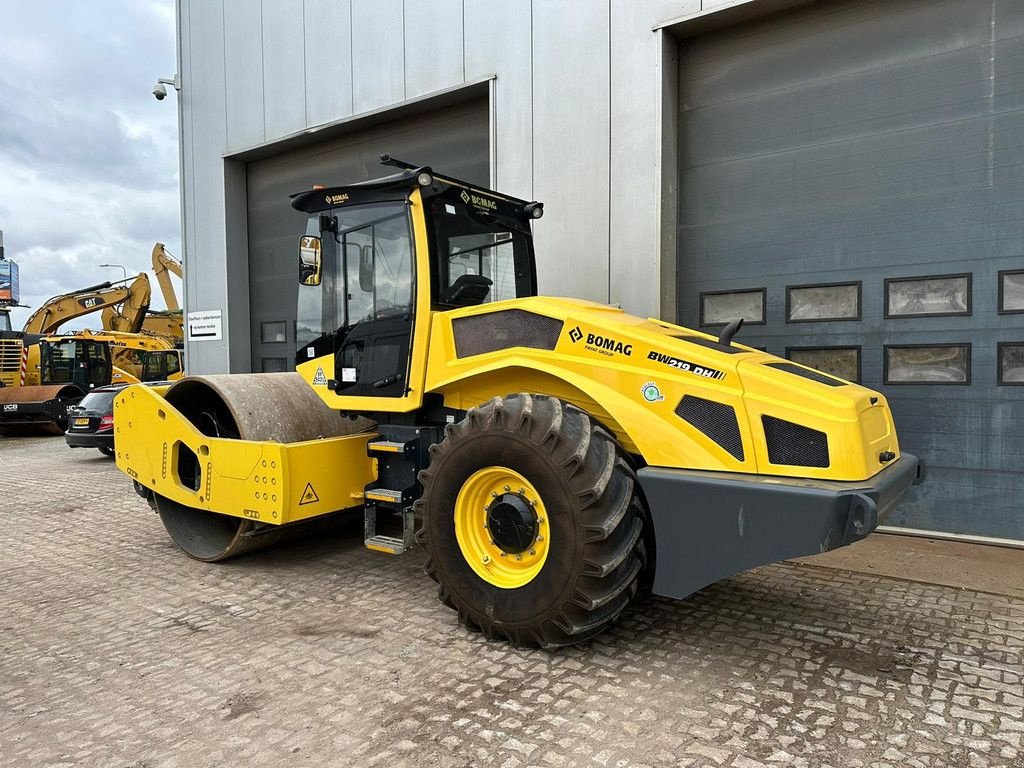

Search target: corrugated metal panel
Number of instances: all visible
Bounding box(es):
[404,0,463,98]
[351,0,405,113]
[532,0,611,303]
[676,0,1024,540]
[464,0,532,196]
[261,0,306,139]
[303,0,353,126]
[244,100,490,372]
[223,0,265,150]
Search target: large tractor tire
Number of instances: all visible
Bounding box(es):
[150,373,371,562]
[418,394,646,648]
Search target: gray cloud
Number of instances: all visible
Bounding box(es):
[0,0,180,329]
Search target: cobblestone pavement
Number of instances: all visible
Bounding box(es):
[1,436,1022,768]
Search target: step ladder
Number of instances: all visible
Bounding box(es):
[362,429,431,554]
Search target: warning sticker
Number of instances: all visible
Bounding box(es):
[299,483,320,506]
[312,367,327,386]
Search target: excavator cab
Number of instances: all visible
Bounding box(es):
[140,348,183,382]
[291,159,539,413]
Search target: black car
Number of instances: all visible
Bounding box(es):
[65,382,171,456]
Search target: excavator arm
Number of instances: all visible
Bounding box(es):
[22,275,150,335]
[99,273,152,334]
[151,243,182,312]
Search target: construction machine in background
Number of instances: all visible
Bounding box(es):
[115,156,922,648]
[141,243,184,341]
[139,348,183,382]
[0,333,130,434]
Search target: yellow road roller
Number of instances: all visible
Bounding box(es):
[115,155,922,647]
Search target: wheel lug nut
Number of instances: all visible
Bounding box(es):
[491,492,498,498]
[499,551,507,557]
[529,549,536,556]
[503,485,510,492]
[536,536,544,542]
[517,487,525,494]
[515,554,522,561]
[482,555,491,565]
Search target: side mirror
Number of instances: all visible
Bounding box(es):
[298,236,322,286]
[359,245,374,292]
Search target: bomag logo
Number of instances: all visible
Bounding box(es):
[460,190,497,211]
[325,193,350,205]
[571,328,632,358]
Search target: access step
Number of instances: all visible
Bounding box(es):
[364,502,415,554]
[364,487,405,504]
[367,439,411,454]
[364,535,409,555]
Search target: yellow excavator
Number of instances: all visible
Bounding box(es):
[115,156,922,648]
[142,243,184,340]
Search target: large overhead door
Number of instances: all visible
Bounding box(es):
[676,0,1024,540]
[246,99,490,374]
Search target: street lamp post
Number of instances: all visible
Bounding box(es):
[99,263,128,282]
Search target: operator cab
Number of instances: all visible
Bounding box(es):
[291,155,542,411]
[40,338,112,390]
[140,349,183,382]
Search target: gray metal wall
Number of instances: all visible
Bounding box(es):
[177,0,716,375]
[246,100,490,372]
[676,0,1024,540]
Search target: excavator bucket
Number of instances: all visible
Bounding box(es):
[0,383,83,435]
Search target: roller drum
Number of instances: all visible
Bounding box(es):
[152,373,372,562]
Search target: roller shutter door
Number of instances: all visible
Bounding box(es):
[246,100,490,374]
[676,0,1024,540]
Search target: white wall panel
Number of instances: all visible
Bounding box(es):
[262,0,306,139]
[532,0,611,302]
[351,0,405,113]
[404,0,463,98]
[610,0,697,318]
[464,0,532,198]
[224,0,265,150]
[304,0,353,126]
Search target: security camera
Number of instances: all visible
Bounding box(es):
[153,82,168,101]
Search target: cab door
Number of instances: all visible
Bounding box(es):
[329,192,431,411]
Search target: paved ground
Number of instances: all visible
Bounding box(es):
[1,436,1022,768]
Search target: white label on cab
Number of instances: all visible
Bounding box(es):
[341,367,357,383]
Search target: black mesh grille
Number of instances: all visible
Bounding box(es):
[676,395,744,461]
[452,310,564,358]
[766,362,846,387]
[762,415,830,468]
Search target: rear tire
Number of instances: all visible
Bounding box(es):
[98,446,114,457]
[418,394,645,648]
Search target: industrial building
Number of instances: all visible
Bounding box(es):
[173,0,1023,541]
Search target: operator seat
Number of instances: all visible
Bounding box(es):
[439,274,492,308]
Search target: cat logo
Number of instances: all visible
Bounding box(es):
[312,367,328,386]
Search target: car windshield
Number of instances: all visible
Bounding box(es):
[78,390,117,412]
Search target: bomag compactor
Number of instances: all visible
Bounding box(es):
[115,156,923,648]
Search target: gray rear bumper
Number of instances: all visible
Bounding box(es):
[639,454,923,600]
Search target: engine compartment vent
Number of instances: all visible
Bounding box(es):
[762,415,830,468]
[452,310,564,358]
[676,395,744,461]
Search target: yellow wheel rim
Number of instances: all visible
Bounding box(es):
[454,466,550,589]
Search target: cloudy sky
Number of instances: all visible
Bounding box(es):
[0,0,179,329]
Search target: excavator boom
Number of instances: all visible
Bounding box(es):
[151,243,182,312]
